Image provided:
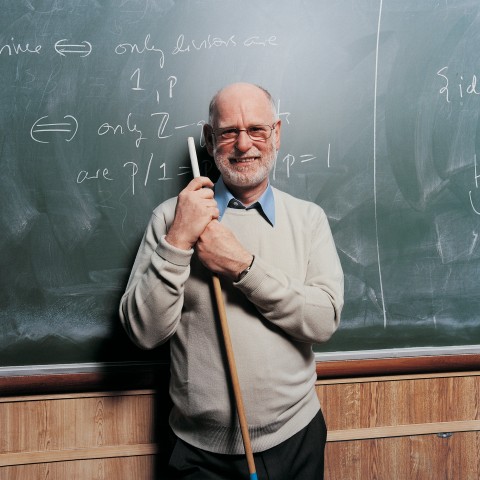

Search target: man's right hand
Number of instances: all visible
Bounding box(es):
[165,177,219,250]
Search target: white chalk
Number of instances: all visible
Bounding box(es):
[187,137,201,178]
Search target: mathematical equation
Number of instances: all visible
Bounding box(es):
[0,38,91,57]
[29,106,329,195]
[7,32,280,105]
[9,28,320,195]
[75,148,325,196]
[1,33,278,59]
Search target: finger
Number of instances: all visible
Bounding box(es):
[185,176,214,191]
[198,203,219,220]
[202,199,218,209]
[197,187,215,199]
[210,207,220,219]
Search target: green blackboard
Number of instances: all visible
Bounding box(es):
[1,0,480,368]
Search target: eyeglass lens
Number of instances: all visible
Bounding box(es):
[218,125,274,141]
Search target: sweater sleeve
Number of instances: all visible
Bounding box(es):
[235,207,344,344]
[119,201,193,349]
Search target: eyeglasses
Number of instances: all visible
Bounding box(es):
[212,123,278,143]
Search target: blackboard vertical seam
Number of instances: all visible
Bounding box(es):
[374,0,387,328]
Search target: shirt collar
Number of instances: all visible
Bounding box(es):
[214,177,275,226]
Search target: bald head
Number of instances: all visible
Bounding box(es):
[208,83,278,126]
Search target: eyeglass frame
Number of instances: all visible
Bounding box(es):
[210,121,279,143]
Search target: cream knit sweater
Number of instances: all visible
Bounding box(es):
[119,187,344,454]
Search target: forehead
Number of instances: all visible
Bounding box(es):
[212,86,274,127]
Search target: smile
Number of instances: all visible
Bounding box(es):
[231,157,258,163]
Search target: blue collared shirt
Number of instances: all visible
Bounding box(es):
[214,177,275,227]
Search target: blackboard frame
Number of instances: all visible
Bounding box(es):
[0,355,479,396]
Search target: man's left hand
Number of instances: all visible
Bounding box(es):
[196,220,253,281]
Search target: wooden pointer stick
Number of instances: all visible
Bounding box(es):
[187,137,258,480]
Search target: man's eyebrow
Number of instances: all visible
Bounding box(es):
[216,122,272,129]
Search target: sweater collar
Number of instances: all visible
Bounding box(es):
[214,177,275,226]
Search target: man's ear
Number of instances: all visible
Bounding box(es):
[203,124,215,156]
[274,120,282,151]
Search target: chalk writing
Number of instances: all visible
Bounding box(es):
[469,231,478,255]
[158,162,173,181]
[30,115,78,144]
[282,154,296,178]
[172,33,278,55]
[469,191,480,215]
[115,34,165,68]
[243,35,278,47]
[124,162,139,195]
[300,154,317,163]
[469,154,480,215]
[172,34,237,54]
[75,142,321,196]
[151,112,173,139]
[0,38,41,55]
[54,39,92,57]
[174,120,206,132]
[437,66,480,103]
[437,67,450,102]
[18,28,313,195]
[272,150,322,181]
[122,155,187,195]
[130,68,145,91]
[178,166,193,176]
[0,31,277,60]
[77,168,113,184]
[276,99,291,124]
[168,76,177,98]
[474,154,480,189]
[97,113,147,148]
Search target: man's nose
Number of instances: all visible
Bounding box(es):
[235,130,254,152]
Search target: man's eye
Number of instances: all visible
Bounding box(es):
[221,128,238,137]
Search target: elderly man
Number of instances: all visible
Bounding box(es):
[119,83,344,479]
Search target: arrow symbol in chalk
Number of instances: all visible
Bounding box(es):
[55,39,92,57]
[30,115,79,144]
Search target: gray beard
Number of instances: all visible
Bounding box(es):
[215,149,278,189]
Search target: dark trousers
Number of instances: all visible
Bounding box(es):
[164,409,327,480]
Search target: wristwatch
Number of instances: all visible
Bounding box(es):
[237,255,255,282]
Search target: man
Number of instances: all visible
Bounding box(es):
[119,83,344,479]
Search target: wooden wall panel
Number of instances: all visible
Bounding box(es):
[0,456,155,480]
[317,373,480,430]
[0,372,478,479]
[0,392,155,454]
[0,391,157,479]
[317,372,480,480]
[324,432,480,480]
